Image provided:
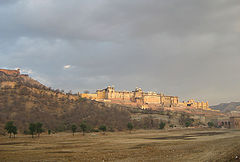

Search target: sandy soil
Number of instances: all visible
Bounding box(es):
[0,128,240,162]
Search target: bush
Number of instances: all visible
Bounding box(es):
[207,121,214,128]
[169,124,174,128]
[5,121,17,138]
[24,130,30,135]
[108,127,115,132]
[127,122,133,133]
[159,121,166,129]
[185,118,194,127]
[71,124,77,136]
[80,122,87,135]
[99,125,107,134]
[90,128,99,132]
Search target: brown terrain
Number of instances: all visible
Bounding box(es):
[1,69,239,161]
[0,129,240,162]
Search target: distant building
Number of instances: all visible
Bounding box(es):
[230,117,240,129]
[218,116,240,129]
[79,86,209,110]
[178,99,210,110]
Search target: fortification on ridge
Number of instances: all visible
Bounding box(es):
[0,69,20,76]
[80,86,211,110]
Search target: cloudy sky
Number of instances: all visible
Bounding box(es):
[0,0,240,105]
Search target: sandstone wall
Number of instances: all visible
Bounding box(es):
[79,86,209,110]
[0,69,20,76]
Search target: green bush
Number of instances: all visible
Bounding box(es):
[5,121,17,138]
[71,124,77,136]
[127,122,133,133]
[99,125,107,134]
[80,122,87,135]
[207,122,214,128]
[169,124,174,128]
[185,118,194,127]
[159,121,166,129]
[90,128,99,132]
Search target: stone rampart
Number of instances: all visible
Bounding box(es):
[0,69,20,76]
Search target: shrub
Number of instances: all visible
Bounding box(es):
[71,124,77,136]
[159,121,166,129]
[169,124,174,128]
[90,128,99,132]
[207,121,214,128]
[127,122,133,133]
[5,121,17,138]
[99,125,107,134]
[185,118,194,127]
[80,122,87,136]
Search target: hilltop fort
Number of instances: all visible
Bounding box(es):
[0,68,212,111]
[80,86,211,110]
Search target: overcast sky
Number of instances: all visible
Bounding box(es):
[0,0,240,105]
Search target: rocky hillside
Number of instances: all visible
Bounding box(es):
[0,73,131,132]
[0,71,44,88]
[210,102,240,112]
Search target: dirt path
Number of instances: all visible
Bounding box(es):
[0,129,240,161]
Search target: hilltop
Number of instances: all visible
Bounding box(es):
[0,70,44,89]
[210,102,240,112]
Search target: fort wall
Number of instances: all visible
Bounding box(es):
[80,86,210,110]
[0,69,20,76]
[178,99,209,110]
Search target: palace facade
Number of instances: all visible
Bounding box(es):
[80,86,209,110]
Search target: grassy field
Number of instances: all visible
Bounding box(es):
[0,129,240,162]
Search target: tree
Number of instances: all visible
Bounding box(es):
[29,123,36,138]
[99,125,107,134]
[127,122,133,133]
[169,124,174,128]
[71,124,77,136]
[179,113,189,126]
[5,121,17,138]
[12,126,17,138]
[159,121,166,129]
[208,121,214,128]
[80,122,87,136]
[36,122,43,137]
[48,130,51,135]
[185,118,194,127]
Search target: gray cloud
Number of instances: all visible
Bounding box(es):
[0,0,240,105]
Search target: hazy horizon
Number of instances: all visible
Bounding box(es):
[1,0,240,105]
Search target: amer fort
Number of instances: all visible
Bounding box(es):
[0,69,212,111]
[80,86,212,111]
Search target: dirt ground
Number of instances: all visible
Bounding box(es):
[0,128,240,162]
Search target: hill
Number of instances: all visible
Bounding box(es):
[0,71,131,133]
[0,69,216,134]
[210,102,240,112]
[0,71,44,89]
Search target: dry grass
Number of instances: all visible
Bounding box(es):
[0,129,240,162]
